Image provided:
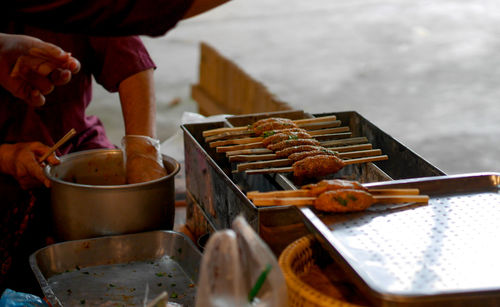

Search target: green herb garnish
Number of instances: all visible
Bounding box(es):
[108,284,115,288]
[262,131,275,138]
[347,194,358,202]
[288,134,299,140]
[156,272,166,277]
[170,292,178,298]
[171,283,176,287]
[334,196,348,206]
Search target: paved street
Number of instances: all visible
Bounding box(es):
[89,0,500,175]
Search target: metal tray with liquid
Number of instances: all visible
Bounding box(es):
[30,231,201,307]
[300,173,500,306]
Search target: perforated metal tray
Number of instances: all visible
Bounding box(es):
[300,173,500,306]
[30,231,201,307]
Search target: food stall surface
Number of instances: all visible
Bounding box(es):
[300,173,500,306]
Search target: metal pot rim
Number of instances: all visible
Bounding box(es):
[44,148,180,189]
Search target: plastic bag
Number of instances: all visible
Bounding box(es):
[195,216,287,307]
[0,289,48,307]
[121,135,167,184]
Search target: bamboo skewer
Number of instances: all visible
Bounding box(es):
[38,128,77,162]
[202,115,338,137]
[251,194,430,207]
[226,143,373,158]
[206,119,343,142]
[243,155,389,175]
[236,149,383,172]
[210,131,351,149]
[217,136,367,153]
[246,188,421,199]
[208,126,351,147]
[230,148,380,163]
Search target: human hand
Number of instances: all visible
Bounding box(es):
[0,142,60,190]
[0,33,80,107]
[121,135,167,184]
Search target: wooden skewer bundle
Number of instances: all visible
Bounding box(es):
[202,115,338,138]
[209,126,350,147]
[246,179,429,212]
[242,155,388,175]
[203,115,389,179]
[235,149,384,172]
[226,143,374,159]
[250,194,429,207]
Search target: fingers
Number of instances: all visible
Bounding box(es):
[7,77,46,107]
[15,142,57,189]
[11,54,59,78]
[49,69,72,86]
[29,48,81,73]
[9,54,78,106]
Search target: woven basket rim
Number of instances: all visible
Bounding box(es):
[279,235,361,307]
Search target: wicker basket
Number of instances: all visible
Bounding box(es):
[278,235,363,307]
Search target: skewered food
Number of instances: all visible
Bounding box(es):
[202,115,338,138]
[267,139,321,151]
[292,155,345,178]
[261,127,308,137]
[288,149,338,162]
[275,145,325,158]
[302,179,368,196]
[252,118,298,136]
[314,189,374,212]
[246,179,420,199]
[261,131,312,147]
[247,179,429,213]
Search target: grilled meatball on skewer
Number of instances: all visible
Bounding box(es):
[252,118,298,136]
[288,149,338,162]
[292,155,345,178]
[261,131,312,147]
[314,189,375,212]
[302,179,368,196]
[267,139,321,151]
[275,145,326,158]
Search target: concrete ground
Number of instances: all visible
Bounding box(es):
[88,0,500,175]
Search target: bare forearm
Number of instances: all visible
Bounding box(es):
[183,0,231,19]
[119,68,156,138]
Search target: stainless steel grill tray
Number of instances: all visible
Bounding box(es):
[300,173,500,306]
[30,231,201,307]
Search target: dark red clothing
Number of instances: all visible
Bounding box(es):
[0,26,155,154]
[4,0,194,37]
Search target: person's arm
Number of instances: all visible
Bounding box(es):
[119,68,156,137]
[9,0,231,36]
[0,33,80,106]
[0,142,60,189]
[183,0,231,19]
[118,68,167,184]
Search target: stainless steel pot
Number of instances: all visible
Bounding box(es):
[45,149,180,241]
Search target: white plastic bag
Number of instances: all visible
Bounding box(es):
[195,216,287,307]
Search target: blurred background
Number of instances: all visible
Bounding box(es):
[88,0,500,175]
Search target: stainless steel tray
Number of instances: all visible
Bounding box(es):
[30,231,201,307]
[300,173,500,306]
